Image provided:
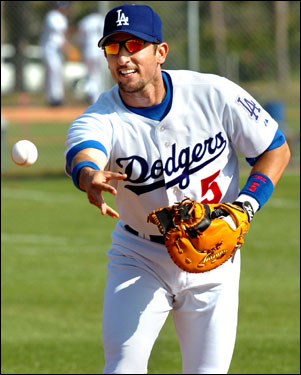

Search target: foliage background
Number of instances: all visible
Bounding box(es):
[2,1,300,79]
[2,1,300,175]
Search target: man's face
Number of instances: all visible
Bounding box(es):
[104,33,166,95]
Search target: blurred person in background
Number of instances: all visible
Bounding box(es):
[40,1,72,106]
[77,7,106,104]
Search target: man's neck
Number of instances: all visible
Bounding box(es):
[119,69,166,108]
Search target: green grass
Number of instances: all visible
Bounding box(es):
[2,121,70,176]
[1,171,300,374]
[229,171,300,374]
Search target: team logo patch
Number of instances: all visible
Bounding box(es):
[116,9,129,26]
[236,96,261,121]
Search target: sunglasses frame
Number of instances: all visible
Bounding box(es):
[102,38,148,55]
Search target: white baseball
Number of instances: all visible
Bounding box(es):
[11,140,38,167]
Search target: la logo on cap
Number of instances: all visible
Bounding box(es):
[116,9,129,26]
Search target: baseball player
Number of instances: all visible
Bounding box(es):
[40,1,70,106]
[77,8,106,104]
[64,4,291,374]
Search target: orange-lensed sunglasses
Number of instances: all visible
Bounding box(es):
[102,38,150,55]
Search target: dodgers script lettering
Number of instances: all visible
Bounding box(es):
[116,132,227,195]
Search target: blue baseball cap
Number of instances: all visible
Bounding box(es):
[98,4,162,48]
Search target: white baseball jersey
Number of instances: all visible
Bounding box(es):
[65,70,278,237]
[40,10,67,50]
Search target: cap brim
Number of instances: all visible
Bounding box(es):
[98,30,160,48]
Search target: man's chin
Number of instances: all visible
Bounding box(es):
[118,81,145,94]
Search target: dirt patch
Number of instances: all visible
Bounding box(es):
[2,105,88,124]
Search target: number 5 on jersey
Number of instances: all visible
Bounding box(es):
[200,170,222,203]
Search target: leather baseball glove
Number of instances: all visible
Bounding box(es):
[147,197,250,273]
[64,45,81,62]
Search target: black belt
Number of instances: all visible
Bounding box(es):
[124,225,165,244]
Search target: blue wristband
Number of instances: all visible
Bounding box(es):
[239,172,274,210]
[71,161,100,192]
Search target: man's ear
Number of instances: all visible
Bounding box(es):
[156,42,169,65]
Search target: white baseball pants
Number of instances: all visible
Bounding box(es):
[42,48,64,104]
[102,222,240,374]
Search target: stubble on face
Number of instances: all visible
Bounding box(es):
[118,62,159,95]
[118,77,147,94]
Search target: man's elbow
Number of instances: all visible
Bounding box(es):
[283,141,291,167]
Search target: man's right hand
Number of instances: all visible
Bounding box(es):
[79,167,127,218]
